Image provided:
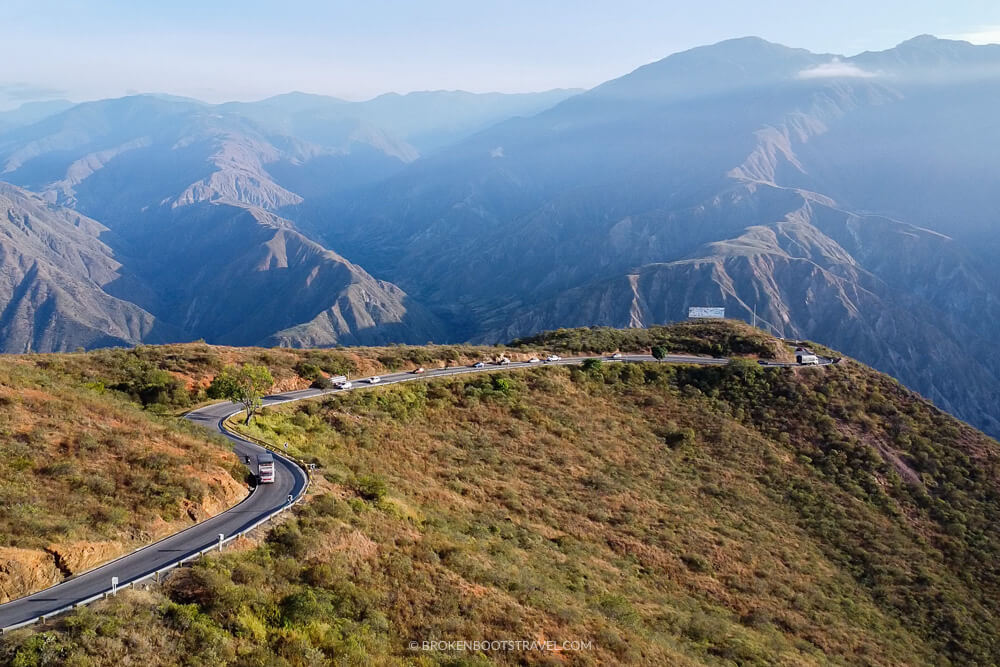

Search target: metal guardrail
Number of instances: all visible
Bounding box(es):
[0,409,311,636]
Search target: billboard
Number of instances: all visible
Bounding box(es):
[688,307,725,319]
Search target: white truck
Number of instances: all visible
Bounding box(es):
[796,353,820,365]
[257,452,275,484]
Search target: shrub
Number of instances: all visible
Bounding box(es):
[354,474,388,502]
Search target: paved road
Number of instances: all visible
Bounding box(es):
[0,351,829,631]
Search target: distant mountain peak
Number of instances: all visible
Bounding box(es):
[851,33,1000,72]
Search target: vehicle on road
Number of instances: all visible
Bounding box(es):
[796,354,820,365]
[472,361,486,368]
[545,355,562,362]
[610,352,623,359]
[413,367,426,374]
[498,358,510,365]
[528,357,540,363]
[367,376,381,384]
[257,453,275,484]
[335,380,352,389]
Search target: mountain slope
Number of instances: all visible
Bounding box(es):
[0,100,75,135]
[5,323,1000,665]
[307,36,1000,436]
[0,182,172,352]
[118,203,448,347]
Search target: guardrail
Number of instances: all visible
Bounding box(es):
[0,409,311,636]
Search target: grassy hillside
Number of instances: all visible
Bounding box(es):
[13,323,775,418]
[511,320,788,360]
[0,359,246,603]
[4,323,999,665]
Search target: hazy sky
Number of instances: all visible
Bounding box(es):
[2,0,999,109]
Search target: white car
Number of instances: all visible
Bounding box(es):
[473,361,486,368]
[498,358,511,365]
[367,376,381,384]
[610,352,623,359]
[335,380,352,390]
[528,357,540,363]
[545,355,562,362]
[412,367,426,374]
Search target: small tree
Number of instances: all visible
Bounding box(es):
[651,345,668,360]
[209,363,274,424]
[581,358,603,372]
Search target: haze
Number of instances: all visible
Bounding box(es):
[3,0,1000,109]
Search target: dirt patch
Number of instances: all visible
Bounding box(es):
[45,540,123,576]
[843,424,921,485]
[0,547,62,603]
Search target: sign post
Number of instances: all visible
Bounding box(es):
[111,576,118,596]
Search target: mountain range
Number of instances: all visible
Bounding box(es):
[0,36,998,436]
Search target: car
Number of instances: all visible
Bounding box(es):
[610,352,623,359]
[335,380,352,390]
[472,361,486,368]
[545,355,562,362]
[498,358,510,365]
[412,367,426,374]
[367,376,381,384]
[528,357,540,363]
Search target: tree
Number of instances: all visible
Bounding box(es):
[651,345,668,360]
[208,364,274,424]
[581,358,603,372]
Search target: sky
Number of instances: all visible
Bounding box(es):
[2,0,999,109]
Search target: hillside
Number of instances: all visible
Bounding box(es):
[1,38,1000,441]
[0,183,450,350]
[0,336,553,604]
[0,182,172,352]
[306,37,1000,439]
[0,356,245,603]
[4,323,999,665]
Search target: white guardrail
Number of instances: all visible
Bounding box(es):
[0,415,312,635]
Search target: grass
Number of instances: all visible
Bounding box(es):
[0,359,246,602]
[6,324,999,665]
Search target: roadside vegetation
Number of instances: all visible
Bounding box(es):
[512,320,786,360]
[5,327,1000,664]
[0,359,246,603]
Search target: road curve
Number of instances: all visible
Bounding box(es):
[0,351,829,631]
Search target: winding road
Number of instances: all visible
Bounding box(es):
[0,351,829,632]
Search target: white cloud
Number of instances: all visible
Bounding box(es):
[943,27,1000,45]
[797,59,878,79]
[490,147,505,158]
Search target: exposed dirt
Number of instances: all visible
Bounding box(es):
[0,547,61,604]
[45,540,123,576]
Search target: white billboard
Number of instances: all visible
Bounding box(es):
[688,307,725,319]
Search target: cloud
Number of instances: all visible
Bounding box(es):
[943,26,1000,45]
[797,59,878,80]
[490,146,504,158]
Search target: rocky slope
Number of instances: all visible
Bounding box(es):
[121,203,448,347]
[0,182,169,352]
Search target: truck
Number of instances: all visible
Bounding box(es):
[257,452,275,484]
[796,353,820,365]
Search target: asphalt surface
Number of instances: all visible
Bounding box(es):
[0,351,829,630]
